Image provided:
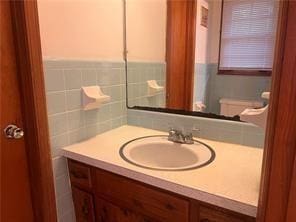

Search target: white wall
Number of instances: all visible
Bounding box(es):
[126,0,167,62]
[195,0,221,64]
[38,0,124,60]
[207,0,222,64]
[195,0,209,63]
[38,0,166,62]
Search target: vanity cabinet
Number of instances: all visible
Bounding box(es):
[68,159,255,222]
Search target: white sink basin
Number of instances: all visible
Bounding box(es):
[120,136,215,171]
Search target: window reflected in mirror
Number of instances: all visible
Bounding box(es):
[125,0,279,121]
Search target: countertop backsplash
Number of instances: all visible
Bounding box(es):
[127,109,265,148]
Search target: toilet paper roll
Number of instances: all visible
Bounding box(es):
[194,101,206,112]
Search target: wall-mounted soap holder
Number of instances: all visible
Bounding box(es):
[82,86,111,110]
[147,80,164,97]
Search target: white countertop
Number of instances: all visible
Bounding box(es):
[62,125,263,217]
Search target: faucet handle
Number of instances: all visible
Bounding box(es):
[168,128,175,135]
[192,127,200,133]
[168,127,182,134]
[185,132,193,137]
[184,132,194,143]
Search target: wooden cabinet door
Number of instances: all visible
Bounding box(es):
[96,197,159,222]
[68,160,92,190]
[199,206,255,222]
[94,169,189,222]
[72,187,96,222]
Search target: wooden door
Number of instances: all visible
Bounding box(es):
[166,0,197,111]
[0,1,35,221]
[1,1,57,222]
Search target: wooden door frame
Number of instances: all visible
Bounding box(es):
[5,1,57,221]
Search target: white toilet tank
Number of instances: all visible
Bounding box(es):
[219,98,263,116]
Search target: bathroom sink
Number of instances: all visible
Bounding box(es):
[119,136,215,171]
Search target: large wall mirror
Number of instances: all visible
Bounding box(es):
[125,0,279,122]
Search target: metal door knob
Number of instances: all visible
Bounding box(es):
[4,124,24,139]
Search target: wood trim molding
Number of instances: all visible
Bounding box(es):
[257,1,296,222]
[10,1,57,222]
[218,69,272,77]
[184,0,197,111]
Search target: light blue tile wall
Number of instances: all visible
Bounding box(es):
[44,59,127,222]
[193,63,211,104]
[127,109,265,148]
[127,62,166,108]
[194,63,271,114]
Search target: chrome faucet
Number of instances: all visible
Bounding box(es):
[168,128,194,144]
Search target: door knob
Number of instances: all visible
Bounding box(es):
[4,124,24,139]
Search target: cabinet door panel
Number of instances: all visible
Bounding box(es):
[94,169,189,222]
[72,187,95,222]
[68,160,92,190]
[199,206,255,222]
[96,197,159,222]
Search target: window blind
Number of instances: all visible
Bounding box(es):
[219,0,279,71]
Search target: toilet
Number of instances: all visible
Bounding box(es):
[219,98,263,116]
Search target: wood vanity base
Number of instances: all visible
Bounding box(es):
[68,159,255,222]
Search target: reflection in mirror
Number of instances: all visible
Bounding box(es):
[193,0,278,119]
[125,0,167,108]
[125,0,279,125]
